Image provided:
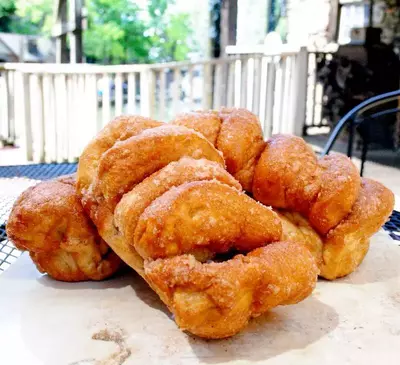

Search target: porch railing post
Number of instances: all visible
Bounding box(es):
[292,46,309,136]
[20,72,33,161]
[140,67,156,118]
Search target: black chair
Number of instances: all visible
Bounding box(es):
[321,89,400,176]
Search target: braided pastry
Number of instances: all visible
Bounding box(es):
[171,108,395,280]
[6,175,122,281]
[76,115,318,338]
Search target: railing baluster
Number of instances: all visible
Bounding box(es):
[265,58,276,137]
[6,71,15,142]
[273,58,285,134]
[258,56,268,134]
[310,53,317,128]
[21,73,33,161]
[75,74,87,158]
[159,70,166,120]
[140,69,155,118]
[241,58,248,108]
[246,58,254,111]
[127,73,136,114]
[202,63,212,109]
[253,56,262,116]
[172,68,181,116]
[213,64,222,109]
[115,73,123,116]
[227,61,235,107]
[187,66,194,107]
[50,75,58,162]
[234,60,242,107]
[29,74,45,162]
[292,47,309,136]
[42,74,56,162]
[102,73,111,126]
[67,74,76,161]
[280,56,292,133]
[83,74,97,139]
[0,71,9,142]
[53,75,61,161]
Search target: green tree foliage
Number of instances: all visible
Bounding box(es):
[0,0,194,63]
[85,0,194,63]
[0,0,17,32]
[146,0,194,62]
[1,0,53,35]
[84,0,151,64]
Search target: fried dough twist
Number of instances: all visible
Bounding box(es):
[145,241,318,338]
[74,116,318,338]
[172,109,394,279]
[6,175,122,281]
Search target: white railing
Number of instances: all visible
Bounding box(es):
[0,48,308,163]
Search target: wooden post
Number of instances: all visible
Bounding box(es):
[159,70,166,120]
[140,68,155,118]
[172,68,181,116]
[226,61,235,107]
[234,59,241,107]
[54,0,83,63]
[213,64,223,109]
[264,58,276,138]
[253,56,262,116]
[291,47,309,136]
[202,63,213,109]
[54,0,68,63]
[220,0,237,56]
[69,0,83,63]
[240,58,248,108]
[21,73,33,161]
[5,71,15,142]
[115,73,123,116]
[127,73,136,114]
[102,73,111,126]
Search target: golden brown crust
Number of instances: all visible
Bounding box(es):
[134,181,282,260]
[6,176,122,281]
[114,157,241,247]
[172,108,265,190]
[252,135,363,236]
[251,134,393,279]
[320,178,395,279]
[172,111,221,145]
[144,241,318,339]
[277,211,323,267]
[80,125,228,277]
[309,153,361,235]
[253,134,320,215]
[77,115,162,198]
[93,124,224,211]
[74,115,318,338]
[216,108,266,191]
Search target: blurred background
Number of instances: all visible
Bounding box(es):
[0,0,399,192]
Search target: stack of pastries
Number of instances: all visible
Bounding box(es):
[7,108,394,338]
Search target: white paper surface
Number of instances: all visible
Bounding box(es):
[0,232,399,365]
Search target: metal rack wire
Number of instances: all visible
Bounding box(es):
[0,163,78,273]
[0,163,77,180]
[383,210,400,242]
[0,198,22,273]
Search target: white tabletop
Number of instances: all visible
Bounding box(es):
[0,232,399,365]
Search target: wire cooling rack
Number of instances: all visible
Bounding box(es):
[0,163,77,273]
[0,162,399,274]
[0,198,22,273]
[383,210,400,241]
[0,162,77,180]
